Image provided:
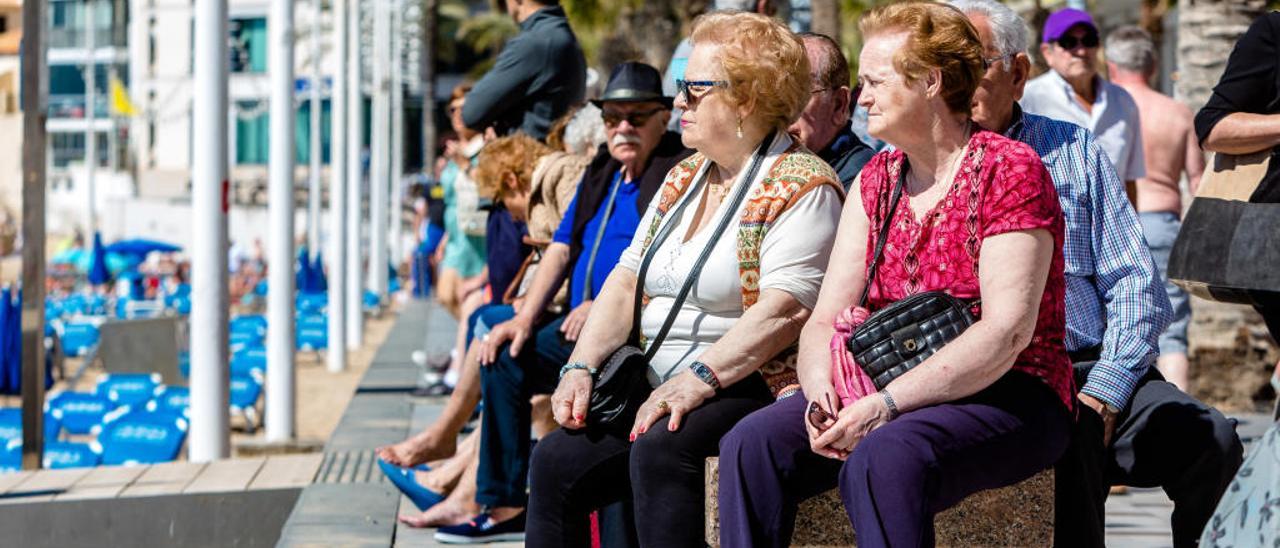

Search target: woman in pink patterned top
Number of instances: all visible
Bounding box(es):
[719,3,1073,547]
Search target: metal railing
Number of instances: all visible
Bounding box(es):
[47,26,127,50]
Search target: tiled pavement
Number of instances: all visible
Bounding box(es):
[310,299,1276,546]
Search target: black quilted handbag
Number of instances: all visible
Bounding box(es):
[846,160,980,390]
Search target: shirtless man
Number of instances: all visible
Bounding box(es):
[1106,26,1205,391]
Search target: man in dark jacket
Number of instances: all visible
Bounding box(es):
[789,33,874,190]
[435,62,693,543]
[461,0,586,140]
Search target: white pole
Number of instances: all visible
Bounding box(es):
[306,0,322,259]
[266,0,297,443]
[388,0,404,274]
[190,0,231,463]
[367,0,388,298]
[345,0,364,347]
[84,0,97,233]
[328,0,348,372]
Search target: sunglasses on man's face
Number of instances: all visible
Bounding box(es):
[1055,32,1099,51]
[602,107,663,129]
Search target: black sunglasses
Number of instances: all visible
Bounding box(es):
[602,107,663,129]
[1056,32,1099,50]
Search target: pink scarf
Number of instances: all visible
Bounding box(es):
[830,305,879,407]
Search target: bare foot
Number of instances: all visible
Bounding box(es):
[414,468,455,494]
[397,500,479,528]
[376,429,458,467]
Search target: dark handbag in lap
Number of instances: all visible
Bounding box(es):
[587,133,775,428]
[846,160,980,391]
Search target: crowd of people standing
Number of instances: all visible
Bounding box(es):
[379,0,1280,546]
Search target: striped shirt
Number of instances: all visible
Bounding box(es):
[1005,107,1172,410]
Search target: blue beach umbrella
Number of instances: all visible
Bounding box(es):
[308,252,327,293]
[105,239,182,264]
[88,232,111,285]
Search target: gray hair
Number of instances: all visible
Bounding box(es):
[947,0,1028,72]
[1105,26,1157,74]
[562,103,607,156]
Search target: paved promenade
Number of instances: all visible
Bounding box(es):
[305,299,1271,547]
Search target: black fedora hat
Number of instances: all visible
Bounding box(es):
[591,62,673,109]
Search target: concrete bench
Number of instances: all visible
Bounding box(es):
[704,457,1053,547]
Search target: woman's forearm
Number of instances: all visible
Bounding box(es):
[565,268,638,368]
[884,317,1029,414]
[1202,112,1280,155]
[695,289,810,387]
[795,317,836,392]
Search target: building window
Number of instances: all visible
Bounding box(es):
[235,100,269,165]
[51,131,108,169]
[296,98,332,165]
[48,62,129,119]
[234,100,333,165]
[229,17,268,73]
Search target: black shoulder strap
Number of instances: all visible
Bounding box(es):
[632,132,776,359]
[857,158,908,308]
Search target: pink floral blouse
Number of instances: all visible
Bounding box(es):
[858,130,1073,409]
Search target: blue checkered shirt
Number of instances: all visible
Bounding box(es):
[1005,107,1172,410]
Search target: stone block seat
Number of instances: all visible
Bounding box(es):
[704,457,1054,547]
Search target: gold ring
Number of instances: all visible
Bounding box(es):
[657,400,669,411]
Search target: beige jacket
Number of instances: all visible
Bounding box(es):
[527,151,589,242]
[508,151,589,310]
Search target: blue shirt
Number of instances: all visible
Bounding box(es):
[553,171,641,308]
[1005,107,1172,410]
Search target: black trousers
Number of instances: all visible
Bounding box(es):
[1054,361,1244,548]
[525,373,771,548]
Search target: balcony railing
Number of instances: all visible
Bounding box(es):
[48,27,127,50]
[49,95,110,120]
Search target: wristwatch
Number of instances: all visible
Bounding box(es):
[880,389,900,421]
[688,361,721,391]
[559,362,596,380]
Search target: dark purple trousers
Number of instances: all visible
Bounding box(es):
[718,372,1071,548]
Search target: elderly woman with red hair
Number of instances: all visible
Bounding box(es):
[718,3,1073,547]
[526,10,846,547]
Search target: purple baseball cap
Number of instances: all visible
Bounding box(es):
[1042,8,1097,43]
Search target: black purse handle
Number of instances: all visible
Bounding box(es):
[857,159,909,308]
[631,131,776,360]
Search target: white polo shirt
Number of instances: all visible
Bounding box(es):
[1020,70,1146,183]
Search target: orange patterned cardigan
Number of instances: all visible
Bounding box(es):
[636,142,844,396]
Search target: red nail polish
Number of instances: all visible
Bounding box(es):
[629,433,636,442]
[575,414,584,422]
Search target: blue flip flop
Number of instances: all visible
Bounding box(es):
[377,458,445,511]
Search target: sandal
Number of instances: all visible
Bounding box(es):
[377,458,445,511]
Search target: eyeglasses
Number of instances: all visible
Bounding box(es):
[675,79,730,101]
[602,107,664,129]
[983,53,1011,69]
[1055,32,1099,50]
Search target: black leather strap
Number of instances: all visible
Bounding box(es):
[858,160,909,308]
[632,132,776,360]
